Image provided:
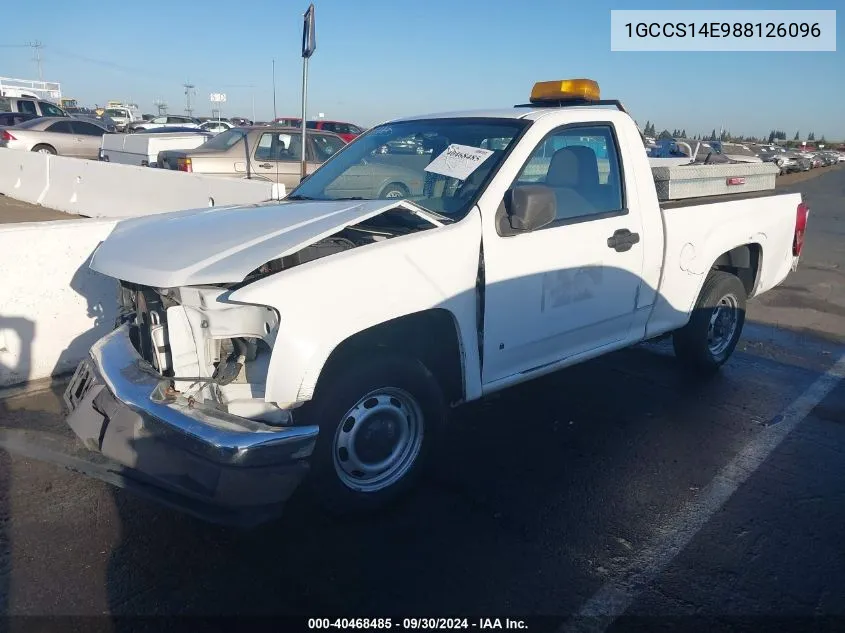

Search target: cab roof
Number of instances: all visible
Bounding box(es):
[386,104,628,124]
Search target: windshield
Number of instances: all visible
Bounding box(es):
[16,117,47,129]
[289,118,528,219]
[198,127,247,150]
[105,109,126,117]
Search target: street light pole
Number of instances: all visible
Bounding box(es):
[272,59,277,121]
[300,4,316,181]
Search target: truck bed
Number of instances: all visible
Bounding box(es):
[659,188,791,210]
[646,189,801,342]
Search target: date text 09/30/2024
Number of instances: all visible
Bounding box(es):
[308,618,529,630]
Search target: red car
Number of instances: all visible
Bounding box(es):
[306,119,364,143]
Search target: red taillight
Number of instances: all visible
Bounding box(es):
[1,130,15,141]
[793,202,809,256]
[176,157,192,172]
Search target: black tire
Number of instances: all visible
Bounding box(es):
[379,182,409,199]
[300,352,446,514]
[673,271,747,374]
[31,144,56,155]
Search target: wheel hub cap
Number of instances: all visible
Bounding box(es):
[708,293,739,356]
[332,387,424,493]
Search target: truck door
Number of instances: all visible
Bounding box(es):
[69,120,107,158]
[481,123,645,385]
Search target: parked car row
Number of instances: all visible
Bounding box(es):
[759,148,844,175]
[271,117,365,143]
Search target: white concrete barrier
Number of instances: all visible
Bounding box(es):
[0,219,118,388]
[0,150,281,219]
[0,150,50,206]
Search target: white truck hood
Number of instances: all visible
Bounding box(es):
[90,199,418,287]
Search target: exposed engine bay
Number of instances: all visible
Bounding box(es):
[241,209,436,285]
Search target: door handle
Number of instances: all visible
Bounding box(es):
[607,228,640,252]
[258,163,273,169]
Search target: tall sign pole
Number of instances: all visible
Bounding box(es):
[300,3,316,181]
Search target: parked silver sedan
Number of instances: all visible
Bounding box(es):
[0,116,109,158]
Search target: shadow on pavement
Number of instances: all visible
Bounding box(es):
[0,316,35,617]
[0,440,8,617]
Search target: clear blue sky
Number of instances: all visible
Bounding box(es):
[3,0,843,138]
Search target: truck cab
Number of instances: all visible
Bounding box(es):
[0,95,68,118]
[63,78,808,524]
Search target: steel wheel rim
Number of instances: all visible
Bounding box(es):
[332,387,424,493]
[708,293,739,356]
[37,148,51,154]
[384,188,405,199]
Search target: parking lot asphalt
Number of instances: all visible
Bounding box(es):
[0,194,77,224]
[2,166,845,627]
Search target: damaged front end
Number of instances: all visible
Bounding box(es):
[117,282,291,425]
[63,199,443,522]
[62,279,322,524]
[112,223,394,425]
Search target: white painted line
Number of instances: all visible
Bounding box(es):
[560,352,845,633]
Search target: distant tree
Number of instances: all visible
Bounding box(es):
[808,132,815,141]
[643,120,651,135]
[821,135,826,143]
[794,131,800,141]
[681,129,687,138]
[658,129,673,140]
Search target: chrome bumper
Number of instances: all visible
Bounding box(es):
[63,325,319,512]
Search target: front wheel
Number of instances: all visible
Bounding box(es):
[31,144,56,155]
[301,353,446,514]
[673,271,747,374]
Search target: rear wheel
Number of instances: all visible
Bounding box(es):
[31,144,56,155]
[300,353,446,514]
[673,271,747,374]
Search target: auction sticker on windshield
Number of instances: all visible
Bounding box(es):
[424,144,494,181]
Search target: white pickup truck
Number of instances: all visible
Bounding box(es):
[64,79,809,524]
[99,129,214,167]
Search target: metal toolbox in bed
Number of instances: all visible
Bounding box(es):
[652,162,779,201]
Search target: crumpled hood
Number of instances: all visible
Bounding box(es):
[90,199,411,287]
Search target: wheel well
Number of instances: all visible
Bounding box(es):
[711,243,762,296]
[316,309,465,406]
[380,181,409,195]
[31,143,55,152]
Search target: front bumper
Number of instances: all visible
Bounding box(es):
[63,325,319,522]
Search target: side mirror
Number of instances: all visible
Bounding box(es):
[504,185,556,232]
